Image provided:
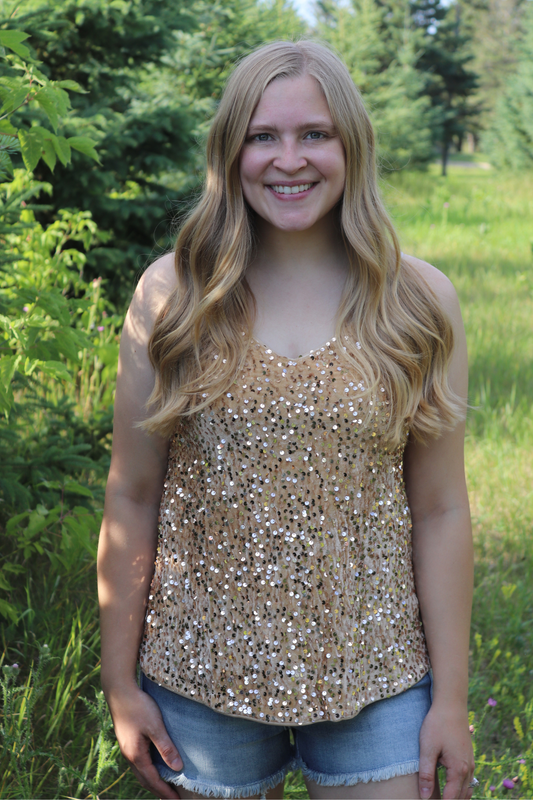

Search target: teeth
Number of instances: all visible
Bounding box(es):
[271,183,313,194]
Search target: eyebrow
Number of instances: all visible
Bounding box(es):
[247,121,337,134]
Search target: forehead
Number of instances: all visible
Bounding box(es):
[248,74,333,128]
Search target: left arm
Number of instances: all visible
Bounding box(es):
[403,258,475,800]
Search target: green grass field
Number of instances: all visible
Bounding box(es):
[1,164,532,799]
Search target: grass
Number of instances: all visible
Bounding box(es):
[1,164,532,799]
[383,164,533,799]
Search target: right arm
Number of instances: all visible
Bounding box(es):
[97,253,182,799]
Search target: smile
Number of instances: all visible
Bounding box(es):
[269,183,316,195]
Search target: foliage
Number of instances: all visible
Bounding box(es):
[316,0,436,170]
[455,0,528,133]
[481,2,533,170]
[0,25,98,179]
[2,0,305,305]
[415,1,480,173]
[0,0,198,302]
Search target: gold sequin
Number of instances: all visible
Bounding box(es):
[138,338,430,725]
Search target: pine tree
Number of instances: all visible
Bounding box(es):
[316,0,435,170]
[3,0,304,304]
[456,0,528,132]
[481,1,533,169]
[417,2,480,175]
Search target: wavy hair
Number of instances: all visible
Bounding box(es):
[143,40,464,444]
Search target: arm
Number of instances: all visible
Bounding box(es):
[402,257,475,800]
[97,253,182,799]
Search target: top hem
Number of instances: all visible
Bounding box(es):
[139,664,431,727]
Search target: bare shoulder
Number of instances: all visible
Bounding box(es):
[401,253,461,322]
[131,251,177,323]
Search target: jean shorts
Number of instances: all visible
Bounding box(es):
[140,671,432,798]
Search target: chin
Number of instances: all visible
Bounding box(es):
[269,215,317,232]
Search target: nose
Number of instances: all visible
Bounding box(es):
[272,139,307,174]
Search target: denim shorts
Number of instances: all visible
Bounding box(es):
[140,671,432,798]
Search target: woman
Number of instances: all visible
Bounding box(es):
[98,40,475,800]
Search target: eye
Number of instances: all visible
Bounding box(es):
[252,133,272,142]
[305,131,326,140]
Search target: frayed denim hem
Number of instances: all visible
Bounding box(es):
[156,757,298,798]
[298,757,420,786]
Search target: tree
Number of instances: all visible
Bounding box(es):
[316,0,435,170]
[2,0,200,303]
[481,1,533,169]
[416,2,480,175]
[2,0,305,305]
[455,0,528,133]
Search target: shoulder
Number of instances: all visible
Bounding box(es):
[401,253,461,324]
[132,252,178,318]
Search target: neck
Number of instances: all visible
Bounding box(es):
[248,211,348,282]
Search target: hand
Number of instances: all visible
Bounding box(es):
[105,682,183,799]
[418,703,475,799]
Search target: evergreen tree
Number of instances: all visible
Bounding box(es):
[456,0,528,132]
[417,2,479,174]
[2,0,304,304]
[481,1,533,169]
[317,0,435,170]
[2,0,199,302]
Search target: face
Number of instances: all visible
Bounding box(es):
[239,74,346,233]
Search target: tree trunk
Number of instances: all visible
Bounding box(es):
[441,140,449,177]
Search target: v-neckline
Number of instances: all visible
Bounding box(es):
[250,335,337,363]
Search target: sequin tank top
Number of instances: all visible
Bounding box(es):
[139,337,430,725]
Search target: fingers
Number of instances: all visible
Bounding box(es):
[131,761,181,799]
[441,759,473,799]
[129,740,182,799]
[418,749,437,798]
[152,728,184,772]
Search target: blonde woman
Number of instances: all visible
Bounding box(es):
[98,41,476,800]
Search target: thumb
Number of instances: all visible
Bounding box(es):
[151,725,184,772]
[418,746,438,799]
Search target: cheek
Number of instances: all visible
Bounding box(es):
[239,148,265,191]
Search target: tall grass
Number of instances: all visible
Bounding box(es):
[1,165,532,798]
[383,165,533,799]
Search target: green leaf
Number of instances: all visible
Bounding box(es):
[18,129,42,171]
[0,149,13,179]
[0,354,21,413]
[41,136,57,171]
[25,509,49,539]
[34,89,59,132]
[63,481,94,498]
[57,79,87,94]
[17,126,58,172]
[53,135,71,166]
[0,30,32,60]
[37,360,72,380]
[0,30,30,46]
[0,87,29,117]
[0,597,18,623]
[67,135,100,163]
[5,511,30,534]
[0,119,17,135]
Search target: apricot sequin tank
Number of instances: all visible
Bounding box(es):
[138,337,430,725]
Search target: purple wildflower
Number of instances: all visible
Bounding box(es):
[97,326,104,331]
[12,663,19,668]
[488,697,497,706]
[503,778,515,789]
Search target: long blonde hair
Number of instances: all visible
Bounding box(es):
[144,40,463,445]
